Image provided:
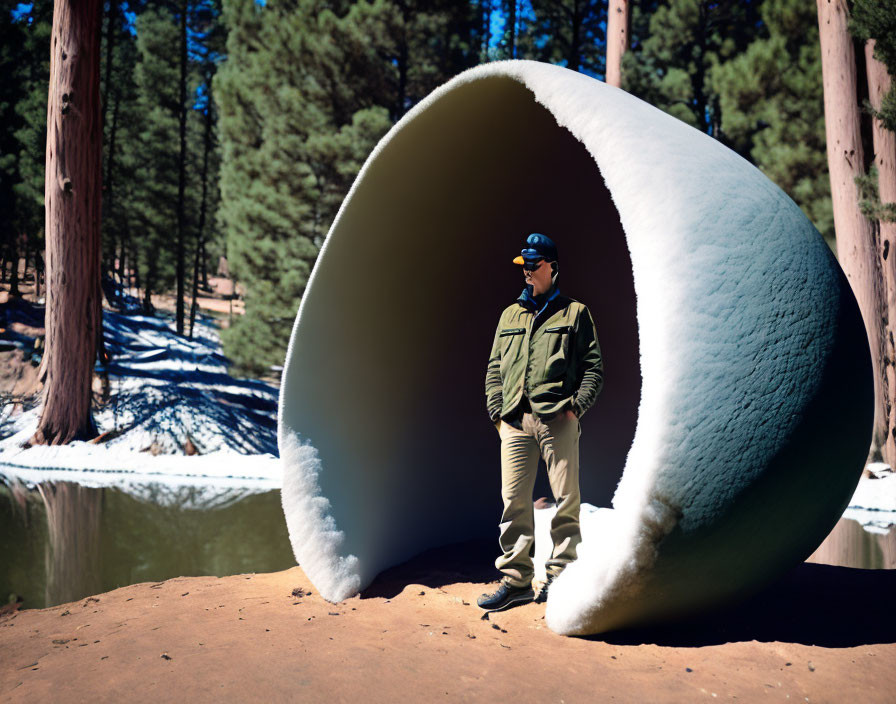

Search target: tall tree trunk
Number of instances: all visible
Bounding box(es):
[100,0,117,279]
[817,0,887,464]
[606,0,629,87]
[200,238,208,289]
[569,0,582,73]
[8,238,19,297]
[189,240,201,339]
[33,0,103,445]
[480,0,491,60]
[866,39,896,468]
[35,250,42,299]
[117,239,126,292]
[175,0,189,335]
[131,240,139,294]
[694,1,709,135]
[102,0,117,122]
[507,0,516,59]
[143,261,155,314]
[189,76,214,340]
[394,0,409,120]
[104,5,123,301]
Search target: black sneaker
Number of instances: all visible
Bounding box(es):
[477,581,535,611]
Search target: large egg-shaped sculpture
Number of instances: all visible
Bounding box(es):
[278,60,872,635]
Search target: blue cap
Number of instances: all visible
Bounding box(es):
[513,233,558,265]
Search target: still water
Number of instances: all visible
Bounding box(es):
[1,481,295,610]
[2,479,894,610]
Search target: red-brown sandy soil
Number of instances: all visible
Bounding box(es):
[134,277,245,320]
[1,541,894,703]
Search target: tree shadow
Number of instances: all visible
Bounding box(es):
[0,296,279,455]
[596,562,896,648]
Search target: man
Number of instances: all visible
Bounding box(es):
[478,233,603,612]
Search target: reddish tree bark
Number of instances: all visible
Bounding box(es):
[33,0,103,445]
[605,0,629,88]
[866,39,896,467]
[817,0,887,463]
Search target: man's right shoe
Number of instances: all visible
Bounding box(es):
[477,581,535,611]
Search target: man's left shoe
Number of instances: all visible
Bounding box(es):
[477,581,535,611]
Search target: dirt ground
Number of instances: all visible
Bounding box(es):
[131,276,245,320]
[1,541,894,703]
[0,270,244,321]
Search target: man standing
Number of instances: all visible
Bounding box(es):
[478,233,603,611]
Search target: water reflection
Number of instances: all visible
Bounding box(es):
[1,480,295,609]
[37,482,103,606]
[807,516,896,569]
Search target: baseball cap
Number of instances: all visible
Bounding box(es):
[512,233,558,265]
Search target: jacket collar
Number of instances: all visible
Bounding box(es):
[518,281,560,317]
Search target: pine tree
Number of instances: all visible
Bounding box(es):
[216,0,479,374]
[523,0,607,76]
[216,0,389,374]
[188,0,226,337]
[99,0,142,302]
[130,7,193,312]
[0,7,28,283]
[621,0,760,136]
[342,0,479,120]
[8,1,54,295]
[711,0,833,247]
[215,0,317,374]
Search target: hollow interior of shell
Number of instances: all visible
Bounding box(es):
[278,70,870,636]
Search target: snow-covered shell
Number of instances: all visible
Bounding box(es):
[278,60,872,635]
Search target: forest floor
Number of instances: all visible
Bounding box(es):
[0,269,250,402]
[0,271,280,493]
[0,541,894,703]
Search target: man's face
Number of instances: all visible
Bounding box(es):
[523,258,553,296]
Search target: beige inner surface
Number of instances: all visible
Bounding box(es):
[281,76,640,581]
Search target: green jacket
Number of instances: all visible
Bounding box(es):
[485,292,603,422]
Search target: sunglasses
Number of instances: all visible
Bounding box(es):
[522,258,545,272]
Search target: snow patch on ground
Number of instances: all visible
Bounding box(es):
[843,473,896,534]
[0,306,281,507]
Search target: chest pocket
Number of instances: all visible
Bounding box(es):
[499,327,525,366]
[542,325,573,380]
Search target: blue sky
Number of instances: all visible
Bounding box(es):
[11,3,32,23]
[12,2,138,36]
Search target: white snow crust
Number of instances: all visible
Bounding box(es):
[1,309,280,508]
[278,60,872,634]
[843,474,896,534]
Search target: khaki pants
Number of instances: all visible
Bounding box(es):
[495,411,582,588]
